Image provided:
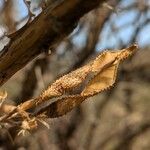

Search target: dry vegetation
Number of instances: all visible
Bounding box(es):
[0,44,138,135]
[0,0,150,150]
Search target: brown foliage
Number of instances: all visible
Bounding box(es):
[0,44,138,135]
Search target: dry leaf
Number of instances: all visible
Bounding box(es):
[0,44,138,122]
[33,44,138,118]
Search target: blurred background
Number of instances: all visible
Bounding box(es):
[0,0,150,149]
